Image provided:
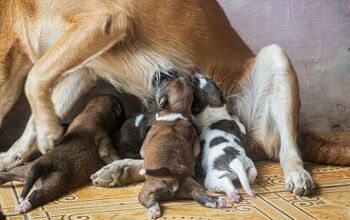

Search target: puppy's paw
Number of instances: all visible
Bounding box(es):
[91,159,144,187]
[217,197,228,208]
[36,123,63,154]
[285,168,316,196]
[228,192,241,203]
[15,199,32,214]
[147,203,161,219]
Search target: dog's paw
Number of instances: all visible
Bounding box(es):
[228,192,241,203]
[36,122,63,154]
[147,203,161,219]
[91,159,144,187]
[0,151,23,172]
[15,198,32,214]
[285,168,315,196]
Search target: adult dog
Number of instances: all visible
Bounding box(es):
[0,0,349,196]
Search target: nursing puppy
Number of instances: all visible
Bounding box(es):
[138,74,226,219]
[192,74,257,202]
[90,112,156,187]
[0,95,125,214]
[116,112,156,159]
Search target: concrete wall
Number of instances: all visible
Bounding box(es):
[218,0,350,132]
[1,0,349,149]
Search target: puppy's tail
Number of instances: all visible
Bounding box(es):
[20,161,52,199]
[298,131,350,165]
[140,165,190,177]
[139,167,174,177]
[229,159,255,196]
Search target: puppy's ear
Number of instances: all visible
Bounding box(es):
[219,90,226,104]
[157,95,168,109]
[192,76,200,88]
[152,69,178,88]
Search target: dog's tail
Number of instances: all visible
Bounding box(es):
[298,131,350,165]
[229,159,255,196]
[20,160,52,199]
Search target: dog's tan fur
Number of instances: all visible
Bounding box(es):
[0,0,348,196]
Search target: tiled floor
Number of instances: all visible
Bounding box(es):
[1,162,349,220]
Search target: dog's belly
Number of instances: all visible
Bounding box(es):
[87,46,178,103]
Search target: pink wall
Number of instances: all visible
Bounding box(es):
[218,0,350,132]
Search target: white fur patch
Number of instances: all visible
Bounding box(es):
[198,76,208,89]
[194,73,208,89]
[193,106,232,130]
[134,114,144,127]
[156,113,187,122]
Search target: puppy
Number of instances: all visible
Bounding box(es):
[192,73,257,202]
[0,95,125,214]
[138,73,226,219]
[90,112,156,187]
[115,112,156,159]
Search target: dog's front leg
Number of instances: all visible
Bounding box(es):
[91,159,145,187]
[25,11,132,152]
[0,69,97,171]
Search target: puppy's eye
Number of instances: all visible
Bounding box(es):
[115,105,122,117]
[191,103,200,115]
[158,96,168,108]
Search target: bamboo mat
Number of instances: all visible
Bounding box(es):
[1,162,349,220]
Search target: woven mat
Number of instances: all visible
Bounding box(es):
[1,162,349,220]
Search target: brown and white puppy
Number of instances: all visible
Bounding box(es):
[0,95,125,214]
[138,73,225,219]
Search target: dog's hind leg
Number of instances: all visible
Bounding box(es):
[0,69,97,171]
[138,179,170,219]
[229,44,315,196]
[16,173,68,214]
[176,177,227,208]
[204,174,241,203]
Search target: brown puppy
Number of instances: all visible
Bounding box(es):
[0,95,125,214]
[138,73,225,219]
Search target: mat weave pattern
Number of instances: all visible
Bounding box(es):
[1,162,349,220]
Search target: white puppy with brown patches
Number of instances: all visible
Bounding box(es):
[192,74,257,203]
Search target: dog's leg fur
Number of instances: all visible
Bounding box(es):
[91,159,145,187]
[0,69,97,171]
[204,174,241,203]
[25,10,131,152]
[230,44,315,196]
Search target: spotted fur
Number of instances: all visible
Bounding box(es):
[192,74,257,200]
